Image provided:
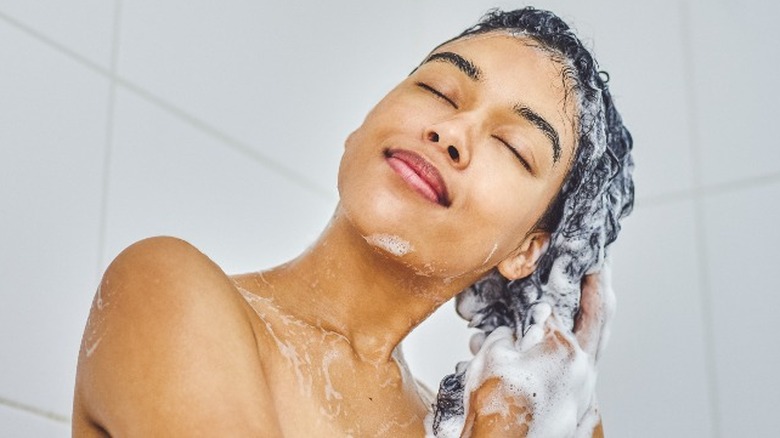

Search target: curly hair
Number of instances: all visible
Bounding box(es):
[431,7,635,433]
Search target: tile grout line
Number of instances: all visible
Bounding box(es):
[700,170,780,196]
[0,10,333,202]
[115,77,334,200]
[4,7,778,209]
[637,170,780,208]
[0,10,109,76]
[96,0,123,280]
[1,4,779,433]
[0,396,70,424]
[679,1,722,436]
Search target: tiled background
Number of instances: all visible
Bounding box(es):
[1,0,777,436]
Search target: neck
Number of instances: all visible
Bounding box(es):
[260,206,477,364]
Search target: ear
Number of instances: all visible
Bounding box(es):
[497,232,551,281]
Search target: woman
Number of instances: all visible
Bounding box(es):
[73,7,633,437]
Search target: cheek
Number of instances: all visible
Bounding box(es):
[467,165,549,237]
[428,187,538,274]
[465,199,536,259]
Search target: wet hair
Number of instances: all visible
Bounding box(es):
[432,7,634,432]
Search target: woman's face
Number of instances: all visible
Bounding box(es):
[338,33,577,282]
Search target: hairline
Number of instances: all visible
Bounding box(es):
[423,29,586,238]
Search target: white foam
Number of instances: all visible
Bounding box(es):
[481,243,499,266]
[431,298,604,437]
[364,234,413,256]
[80,282,111,360]
[468,332,486,355]
[455,290,481,322]
[375,416,418,436]
[237,287,314,397]
[593,262,616,362]
[85,336,103,357]
[321,350,343,402]
[96,283,107,310]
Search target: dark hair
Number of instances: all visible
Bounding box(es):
[453,6,635,333]
[432,7,634,433]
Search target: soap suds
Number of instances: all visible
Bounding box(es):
[81,282,112,360]
[481,243,499,266]
[429,303,600,437]
[85,336,103,357]
[428,8,634,436]
[364,234,413,257]
[236,285,367,425]
[258,271,274,288]
[237,287,313,397]
[321,350,343,402]
[375,415,418,436]
[96,283,107,310]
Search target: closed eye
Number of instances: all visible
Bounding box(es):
[493,135,533,174]
[415,82,458,109]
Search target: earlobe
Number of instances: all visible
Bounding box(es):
[497,232,550,280]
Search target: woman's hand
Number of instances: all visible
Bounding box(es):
[461,266,614,438]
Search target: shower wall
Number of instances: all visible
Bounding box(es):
[1,1,778,436]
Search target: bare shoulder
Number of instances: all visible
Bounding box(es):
[73,236,281,436]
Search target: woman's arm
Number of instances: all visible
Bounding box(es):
[73,237,282,436]
[462,271,612,438]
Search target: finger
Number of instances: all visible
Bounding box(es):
[574,262,615,360]
[516,302,551,351]
[467,378,532,438]
[518,303,577,356]
[573,273,600,355]
[516,323,545,352]
[479,326,516,354]
[596,262,616,359]
[540,311,576,356]
[529,301,552,327]
[470,331,487,355]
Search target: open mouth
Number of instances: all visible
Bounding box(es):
[384,148,450,207]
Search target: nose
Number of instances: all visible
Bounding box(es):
[424,118,472,169]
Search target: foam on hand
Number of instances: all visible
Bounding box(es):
[427,289,610,437]
[426,9,634,434]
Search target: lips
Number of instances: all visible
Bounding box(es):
[385,148,450,207]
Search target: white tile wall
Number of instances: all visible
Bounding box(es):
[0,405,69,438]
[3,0,780,435]
[703,181,780,437]
[103,89,335,274]
[0,0,115,69]
[569,0,696,201]
[117,0,424,196]
[599,201,713,437]
[0,19,108,417]
[688,0,780,187]
[404,299,474,392]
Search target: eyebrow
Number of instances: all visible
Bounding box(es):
[514,105,561,164]
[421,51,561,164]
[423,52,482,81]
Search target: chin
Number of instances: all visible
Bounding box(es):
[341,185,411,237]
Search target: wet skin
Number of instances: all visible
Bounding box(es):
[73,33,602,437]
